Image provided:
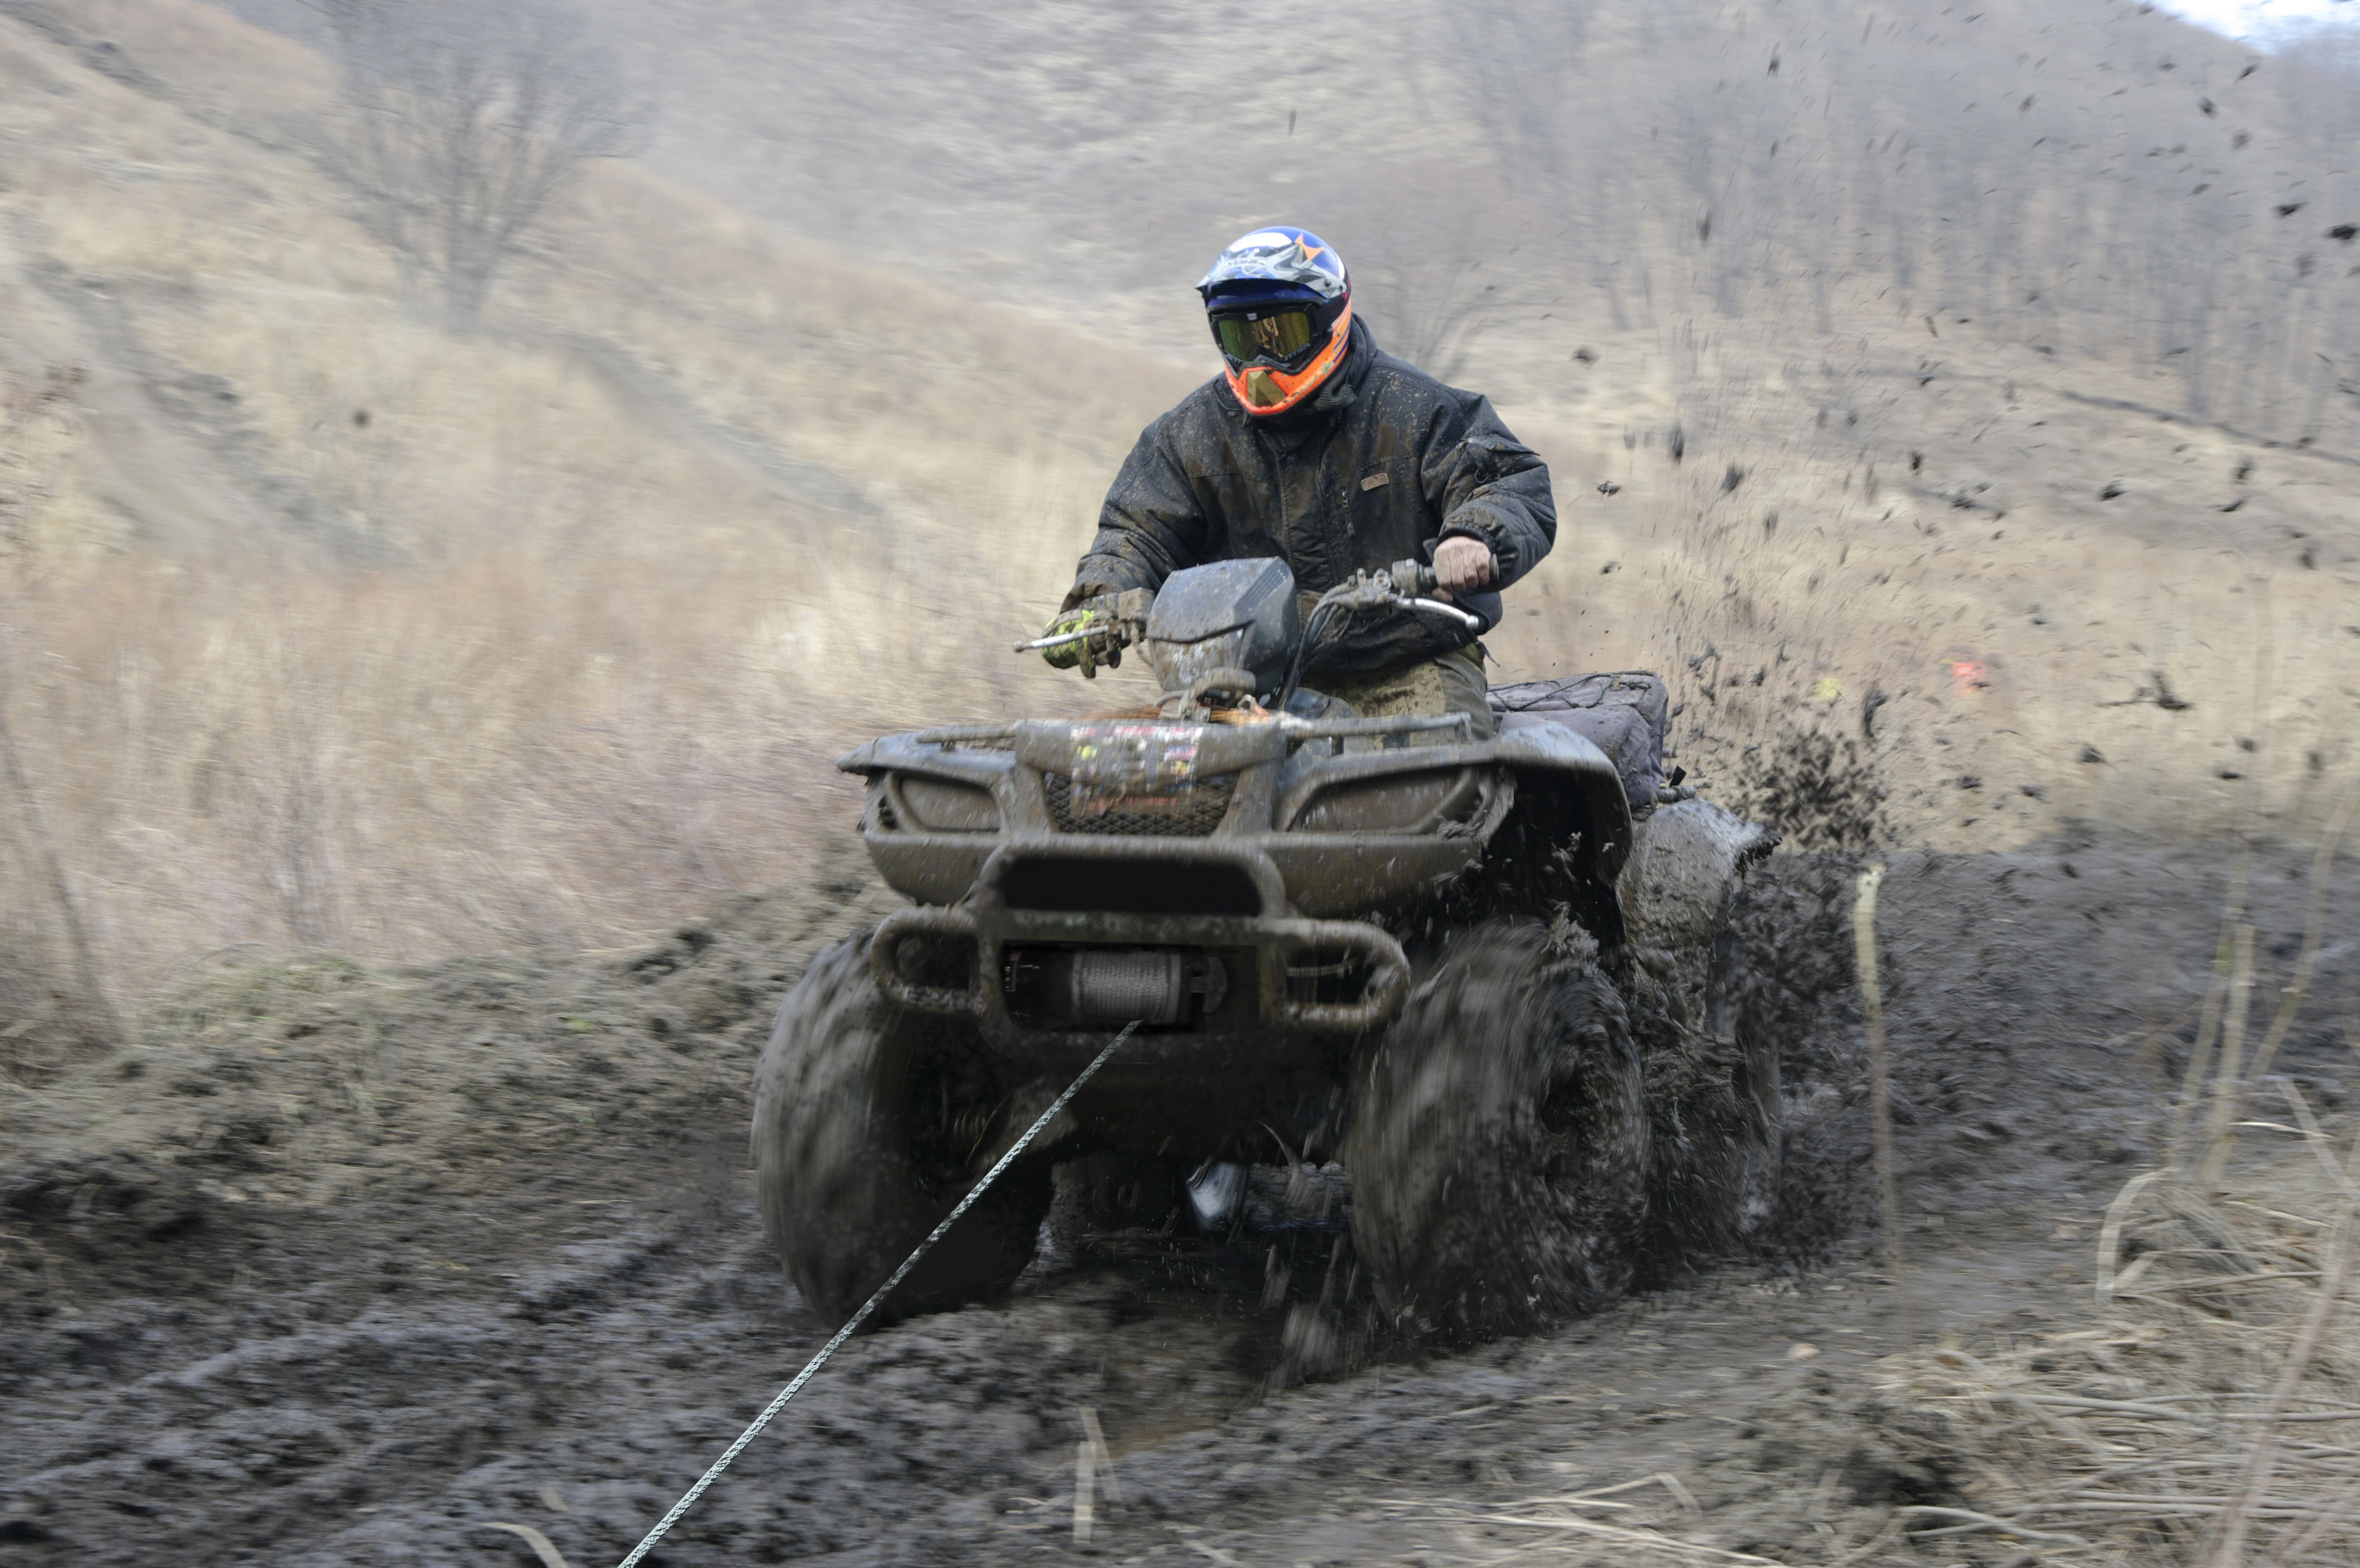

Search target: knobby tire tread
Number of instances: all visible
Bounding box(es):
[753,935,1050,1328]
[1345,919,1650,1340]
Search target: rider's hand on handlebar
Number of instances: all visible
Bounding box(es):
[1038,609,1102,670]
[1034,589,1152,676]
[1432,535,1495,601]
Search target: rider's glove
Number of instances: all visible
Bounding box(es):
[1040,609,1121,675]
[1040,610,1095,669]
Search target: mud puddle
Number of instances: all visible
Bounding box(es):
[5,830,2356,1565]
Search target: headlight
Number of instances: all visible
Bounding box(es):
[882,773,1001,833]
[1287,767,1491,835]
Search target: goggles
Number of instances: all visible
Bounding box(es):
[1210,306,1323,371]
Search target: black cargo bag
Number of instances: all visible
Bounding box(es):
[1486,671,1670,810]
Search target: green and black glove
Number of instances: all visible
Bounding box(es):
[1039,608,1104,671]
[1036,588,1151,677]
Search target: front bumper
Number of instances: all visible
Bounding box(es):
[867,837,1410,1045]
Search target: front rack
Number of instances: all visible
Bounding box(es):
[913,712,1473,751]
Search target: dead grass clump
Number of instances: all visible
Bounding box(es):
[142,950,384,1044]
[1869,800,2360,1566]
[0,952,74,1083]
[1878,789,2360,1558]
[1879,1122,2360,1566]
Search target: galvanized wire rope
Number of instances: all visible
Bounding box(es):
[614,1019,1140,1568]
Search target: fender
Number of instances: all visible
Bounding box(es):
[1620,798,1779,1021]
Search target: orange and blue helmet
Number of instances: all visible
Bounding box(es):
[1197,226,1352,417]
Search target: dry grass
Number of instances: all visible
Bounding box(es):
[1881,1121,2360,1566]
[2,0,2357,1027]
[3,4,2357,1558]
[1342,804,2360,1568]
[0,0,1173,1013]
[1369,1477,1790,1565]
[0,529,1116,1003]
[1854,809,2360,1568]
[1129,1258,2360,1565]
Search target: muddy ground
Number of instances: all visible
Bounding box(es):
[5,826,2356,1566]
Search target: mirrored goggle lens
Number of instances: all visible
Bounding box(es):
[1213,309,1318,367]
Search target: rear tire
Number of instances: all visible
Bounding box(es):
[1642,872,1787,1256]
[1707,892,1785,1239]
[1344,920,1650,1340]
[753,935,1051,1328]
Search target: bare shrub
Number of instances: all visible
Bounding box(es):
[310,0,649,333]
[1420,2,2360,446]
[0,367,84,562]
[0,697,118,1067]
[1351,219,1513,386]
[1359,258,1502,385]
[0,369,118,1066]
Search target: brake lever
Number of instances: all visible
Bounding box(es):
[1404,597,1484,630]
[1379,560,1481,628]
[1014,628,1099,652]
[1386,559,1441,597]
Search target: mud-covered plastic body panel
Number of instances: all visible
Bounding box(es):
[838,712,1634,1071]
[840,717,1633,919]
[1621,797,1779,1023]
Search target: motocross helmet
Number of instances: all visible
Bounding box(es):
[1197,226,1352,416]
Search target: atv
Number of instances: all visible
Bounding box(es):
[754,557,1779,1340]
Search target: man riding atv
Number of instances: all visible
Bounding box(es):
[753,225,1785,1349]
[1041,225,1553,738]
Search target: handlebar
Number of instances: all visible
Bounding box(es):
[1017,558,1485,695]
[1409,597,1484,629]
[1015,627,1101,652]
[1270,560,1482,713]
[1332,560,1483,631]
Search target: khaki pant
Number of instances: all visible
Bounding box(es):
[1315,646,1494,742]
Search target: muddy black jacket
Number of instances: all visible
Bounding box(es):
[1065,320,1555,676]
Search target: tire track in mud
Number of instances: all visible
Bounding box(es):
[5,835,2356,1564]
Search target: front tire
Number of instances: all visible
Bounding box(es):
[753,935,1051,1327]
[1344,920,1650,1340]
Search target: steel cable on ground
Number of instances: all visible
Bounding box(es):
[614,1019,1142,1568]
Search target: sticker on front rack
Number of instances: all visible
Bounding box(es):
[1068,723,1207,815]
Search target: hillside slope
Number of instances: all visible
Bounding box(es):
[0,0,2352,999]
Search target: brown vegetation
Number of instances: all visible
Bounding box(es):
[1882,1109,2360,1565]
[4,5,2360,1564]
[0,0,2355,1028]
